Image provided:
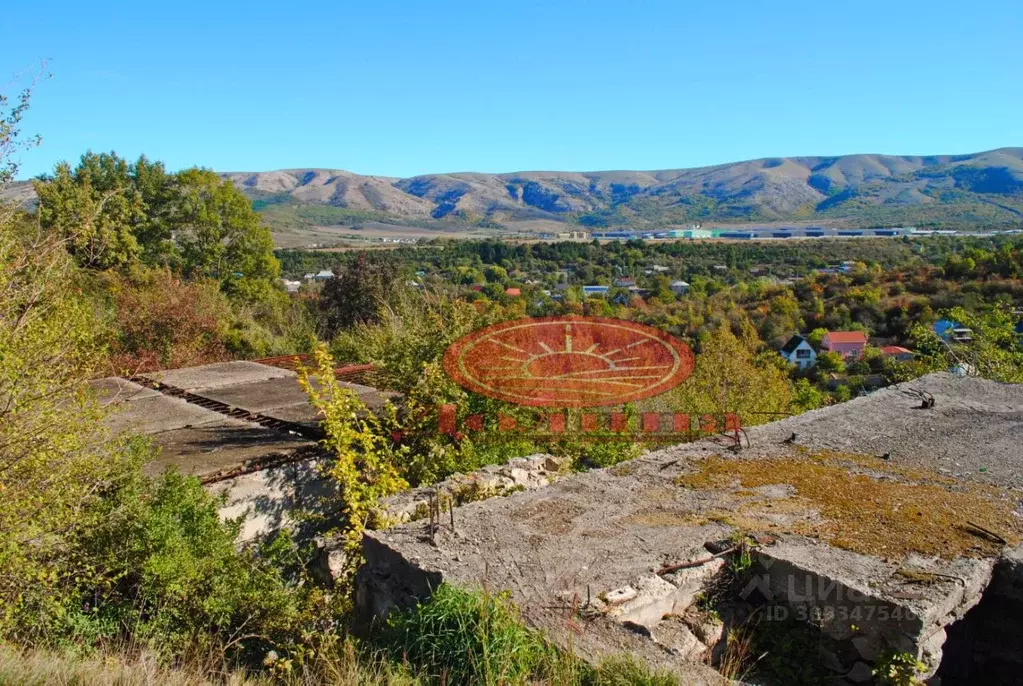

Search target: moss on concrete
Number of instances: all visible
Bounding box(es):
[676,451,1022,559]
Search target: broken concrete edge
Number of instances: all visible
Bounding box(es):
[198,444,327,485]
[352,535,727,683]
[304,453,575,585]
[374,453,573,526]
[356,521,1022,684]
[747,536,1002,679]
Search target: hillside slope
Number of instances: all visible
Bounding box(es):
[230,148,1023,232]
[8,148,1023,236]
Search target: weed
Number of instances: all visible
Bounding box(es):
[727,534,755,575]
[380,585,558,685]
[873,649,926,686]
[715,619,761,683]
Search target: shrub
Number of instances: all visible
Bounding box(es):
[298,346,407,588]
[0,227,135,639]
[380,585,559,686]
[330,287,500,392]
[65,464,336,664]
[99,267,231,374]
[3,442,338,669]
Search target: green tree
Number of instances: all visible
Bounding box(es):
[792,378,828,412]
[667,323,793,426]
[171,168,280,299]
[815,351,847,373]
[34,154,146,269]
[807,327,828,349]
[319,254,397,337]
[910,306,1023,382]
[483,264,509,283]
[35,155,282,301]
[0,75,41,186]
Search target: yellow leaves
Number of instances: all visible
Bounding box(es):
[298,345,407,590]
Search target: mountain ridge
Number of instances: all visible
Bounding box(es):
[7,148,1023,237]
[221,147,1023,232]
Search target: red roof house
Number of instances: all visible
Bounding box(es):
[880,345,915,361]
[505,288,521,297]
[822,331,868,359]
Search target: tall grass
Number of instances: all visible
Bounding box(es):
[0,587,688,686]
[0,644,256,686]
[379,585,683,686]
[381,585,560,685]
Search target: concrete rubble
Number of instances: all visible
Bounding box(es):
[378,453,572,524]
[356,374,1023,683]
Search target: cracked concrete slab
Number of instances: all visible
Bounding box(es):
[104,393,236,435]
[357,374,1023,680]
[141,361,295,391]
[143,421,317,478]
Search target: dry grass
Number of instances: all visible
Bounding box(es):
[714,619,762,683]
[0,643,423,686]
[676,451,1022,559]
[0,645,257,686]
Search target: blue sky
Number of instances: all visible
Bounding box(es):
[4,0,1021,178]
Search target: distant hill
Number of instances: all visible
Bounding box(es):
[8,148,1023,241]
[222,148,1023,236]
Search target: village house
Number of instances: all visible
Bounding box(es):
[880,345,915,362]
[670,280,690,295]
[779,334,816,370]
[613,277,636,288]
[934,319,974,343]
[822,331,868,359]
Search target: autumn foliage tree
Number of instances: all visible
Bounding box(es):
[34,153,281,302]
[101,268,231,374]
[666,319,794,426]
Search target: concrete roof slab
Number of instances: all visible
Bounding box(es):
[88,377,160,405]
[192,376,311,412]
[144,421,316,478]
[257,403,322,428]
[141,361,295,391]
[105,394,239,435]
[357,373,1023,679]
[751,373,1023,488]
